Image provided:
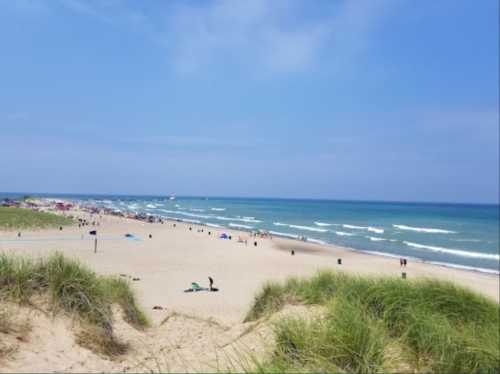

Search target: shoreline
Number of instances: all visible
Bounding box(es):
[1,201,498,320]
[49,197,500,277]
[5,197,499,277]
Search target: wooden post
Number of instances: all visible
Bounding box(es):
[94,237,97,253]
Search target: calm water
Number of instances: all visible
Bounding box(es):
[3,193,499,274]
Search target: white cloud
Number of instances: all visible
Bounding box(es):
[165,0,395,74]
[49,0,396,75]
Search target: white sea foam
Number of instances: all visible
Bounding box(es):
[269,231,300,240]
[146,204,157,209]
[335,231,355,236]
[229,223,254,230]
[211,207,226,211]
[288,225,328,233]
[452,238,482,243]
[343,224,384,234]
[205,222,223,228]
[361,250,411,260]
[240,218,262,223]
[273,222,288,226]
[367,236,387,242]
[160,209,211,219]
[307,238,327,245]
[403,241,499,260]
[314,222,333,227]
[393,225,456,234]
[426,261,500,275]
[181,218,200,224]
[360,250,499,275]
[216,216,262,223]
[189,208,205,212]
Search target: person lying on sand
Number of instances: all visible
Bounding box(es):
[184,278,219,292]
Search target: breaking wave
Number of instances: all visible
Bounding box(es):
[335,231,355,236]
[288,225,328,233]
[393,225,456,234]
[307,238,327,245]
[314,222,336,227]
[367,236,387,242]
[229,223,254,230]
[216,216,261,223]
[269,231,300,240]
[343,224,384,234]
[403,241,499,260]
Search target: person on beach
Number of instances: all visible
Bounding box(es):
[400,258,404,267]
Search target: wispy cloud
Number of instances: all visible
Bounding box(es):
[165,0,395,74]
[34,0,396,75]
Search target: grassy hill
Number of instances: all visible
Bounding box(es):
[0,253,148,357]
[245,271,500,373]
[0,207,73,230]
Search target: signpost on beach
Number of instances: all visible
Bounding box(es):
[89,230,97,253]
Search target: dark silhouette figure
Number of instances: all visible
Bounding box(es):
[208,276,218,292]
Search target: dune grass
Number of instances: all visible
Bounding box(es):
[0,207,73,230]
[0,252,149,356]
[245,271,499,373]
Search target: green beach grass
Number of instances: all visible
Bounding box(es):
[0,207,73,230]
[0,252,149,357]
[245,271,500,373]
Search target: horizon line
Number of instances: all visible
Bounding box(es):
[1,191,498,207]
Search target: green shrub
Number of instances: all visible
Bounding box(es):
[0,252,149,356]
[247,271,500,373]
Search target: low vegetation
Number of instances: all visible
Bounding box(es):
[0,252,149,357]
[0,207,73,230]
[245,271,500,373]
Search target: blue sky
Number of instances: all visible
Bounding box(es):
[0,0,498,203]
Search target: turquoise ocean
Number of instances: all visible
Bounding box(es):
[2,193,499,274]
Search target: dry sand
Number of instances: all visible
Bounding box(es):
[0,208,498,372]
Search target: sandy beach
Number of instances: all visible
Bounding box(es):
[1,207,498,325]
[0,207,498,372]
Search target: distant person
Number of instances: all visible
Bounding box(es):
[400,258,403,267]
[403,258,408,267]
[208,276,218,292]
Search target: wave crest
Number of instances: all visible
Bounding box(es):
[403,241,499,260]
[394,224,456,234]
